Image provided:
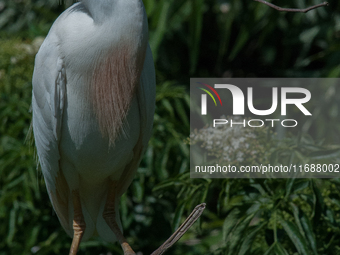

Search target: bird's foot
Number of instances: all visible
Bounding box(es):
[122,242,136,255]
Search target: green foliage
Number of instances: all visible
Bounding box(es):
[188,121,340,253]
[1,0,340,255]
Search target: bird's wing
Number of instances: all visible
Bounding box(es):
[32,33,71,234]
[138,44,156,147]
[117,44,156,196]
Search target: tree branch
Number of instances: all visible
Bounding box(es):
[253,0,328,13]
[150,203,206,255]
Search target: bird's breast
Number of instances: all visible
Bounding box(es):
[55,0,147,182]
[56,1,147,145]
[90,41,145,146]
[60,89,141,184]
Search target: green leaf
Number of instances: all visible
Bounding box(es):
[222,208,240,241]
[189,0,203,73]
[238,221,267,255]
[263,243,275,255]
[274,242,289,255]
[312,180,324,226]
[227,213,254,254]
[132,180,144,203]
[6,208,16,244]
[300,210,318,255]
[290,203,306,239]
[172,201,185,232]
[228,25,249,61]
[149,0,172,60]
[308,148,340,160]
[285,178,295,199]
[280,218,311,255]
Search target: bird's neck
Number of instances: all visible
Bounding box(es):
[81,0,141,24]
[75,0,148,146]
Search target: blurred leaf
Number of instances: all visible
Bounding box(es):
[238,221,267,255]
[280,218,311,255]
[274,242,289,255]
[172,201,185,232]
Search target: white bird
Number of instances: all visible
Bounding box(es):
[31,1,155,254]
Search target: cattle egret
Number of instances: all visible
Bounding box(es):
[32,0,155,254]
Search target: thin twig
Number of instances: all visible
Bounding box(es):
[254,0,328,13]
[150,203,206,255]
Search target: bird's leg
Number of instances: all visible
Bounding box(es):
[103,181,135,255]
[69,190,86,255]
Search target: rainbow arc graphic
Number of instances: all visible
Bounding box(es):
[197,82,222,115]
[197,82,222,106]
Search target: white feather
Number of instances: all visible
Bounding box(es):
[32,0,155,243]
